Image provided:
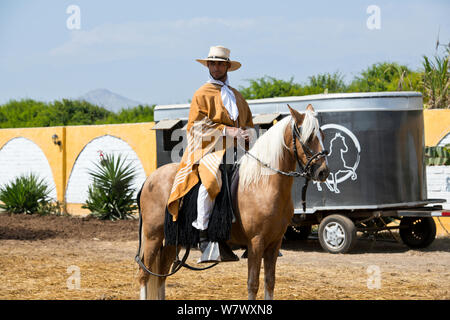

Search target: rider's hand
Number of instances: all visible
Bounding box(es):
[225,127,249,141]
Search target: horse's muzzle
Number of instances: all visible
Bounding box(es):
[312,165,330,182]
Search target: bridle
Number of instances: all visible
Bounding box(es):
[240,121,328,179]
[291,121,329,179]
[239,120,328,211]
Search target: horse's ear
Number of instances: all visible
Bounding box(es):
[306,104,315,112]
[287,104,305,125]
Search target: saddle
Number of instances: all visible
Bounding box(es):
[164,162,240,248]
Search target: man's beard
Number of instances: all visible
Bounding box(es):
[210,71,228,82]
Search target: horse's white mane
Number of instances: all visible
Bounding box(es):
[239,109,320,189]
[300,109,320,144]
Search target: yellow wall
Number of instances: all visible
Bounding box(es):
[64,122,156,184]
[0,122,156,214]
[423,109,450,146]
[435,217,450,237]
[1,110,449,218]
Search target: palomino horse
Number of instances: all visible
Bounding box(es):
[137,104,329,300]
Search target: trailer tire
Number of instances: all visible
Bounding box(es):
[318,215,356,254]
[399,217,436,249]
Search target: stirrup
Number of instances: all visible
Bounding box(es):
[197,241,239,263]
[198,241,221,263]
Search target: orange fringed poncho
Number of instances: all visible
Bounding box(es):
[167,83,254,221]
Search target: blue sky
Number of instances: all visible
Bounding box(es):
[0,0,448,106]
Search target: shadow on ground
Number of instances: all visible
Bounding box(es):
[0,226,60,240]
[281,235,450,254]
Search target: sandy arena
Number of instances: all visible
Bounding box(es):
[0,213,449,300]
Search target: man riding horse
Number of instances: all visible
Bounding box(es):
[166,46,254,262]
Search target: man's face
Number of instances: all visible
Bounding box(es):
[207,61,230,81]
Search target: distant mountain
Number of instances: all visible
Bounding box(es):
[78,89,143,113]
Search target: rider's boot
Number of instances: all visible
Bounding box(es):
[198,230,210,254]
[218,241,240,262]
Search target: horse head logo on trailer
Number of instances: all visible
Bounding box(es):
[315,124,361,194]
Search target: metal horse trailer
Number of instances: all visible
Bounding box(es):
[153,92,449,253]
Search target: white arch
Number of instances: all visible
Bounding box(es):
[437,132,450,147]
[65,135,147,204]
[0,137,57,200]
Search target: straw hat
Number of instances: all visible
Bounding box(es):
[196,45,241,71]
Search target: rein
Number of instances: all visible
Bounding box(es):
[135,210,218,277]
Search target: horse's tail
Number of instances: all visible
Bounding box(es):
[146,249,163,299]
[138,244,164,299]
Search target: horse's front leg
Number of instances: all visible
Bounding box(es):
[263,239,283,300]
[247,237,264,300]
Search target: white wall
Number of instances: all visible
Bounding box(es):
[428,134,449,208]
[437,133,450,146]
[65,135,147,204]
[426,166,450,209]
[0,137,57,199]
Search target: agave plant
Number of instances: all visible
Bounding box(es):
[425,145,450,166]
[82,153,138,220]
[0,173,53,214]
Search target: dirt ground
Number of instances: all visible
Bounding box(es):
[0,213,449,300]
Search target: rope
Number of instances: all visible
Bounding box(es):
[239,145,305,177]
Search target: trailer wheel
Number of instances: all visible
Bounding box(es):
[318,215,356,253]
[399,217,436,249]
[284,225,312,241]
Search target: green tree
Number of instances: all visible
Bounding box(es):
[0,99,155,128]
[239,76,304,99]
[305,71,347,94]
[101,104,155,124]
[348,62,422,92]
[49,99,112,125]
[239,73,347,100]
[0,99,48,128]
